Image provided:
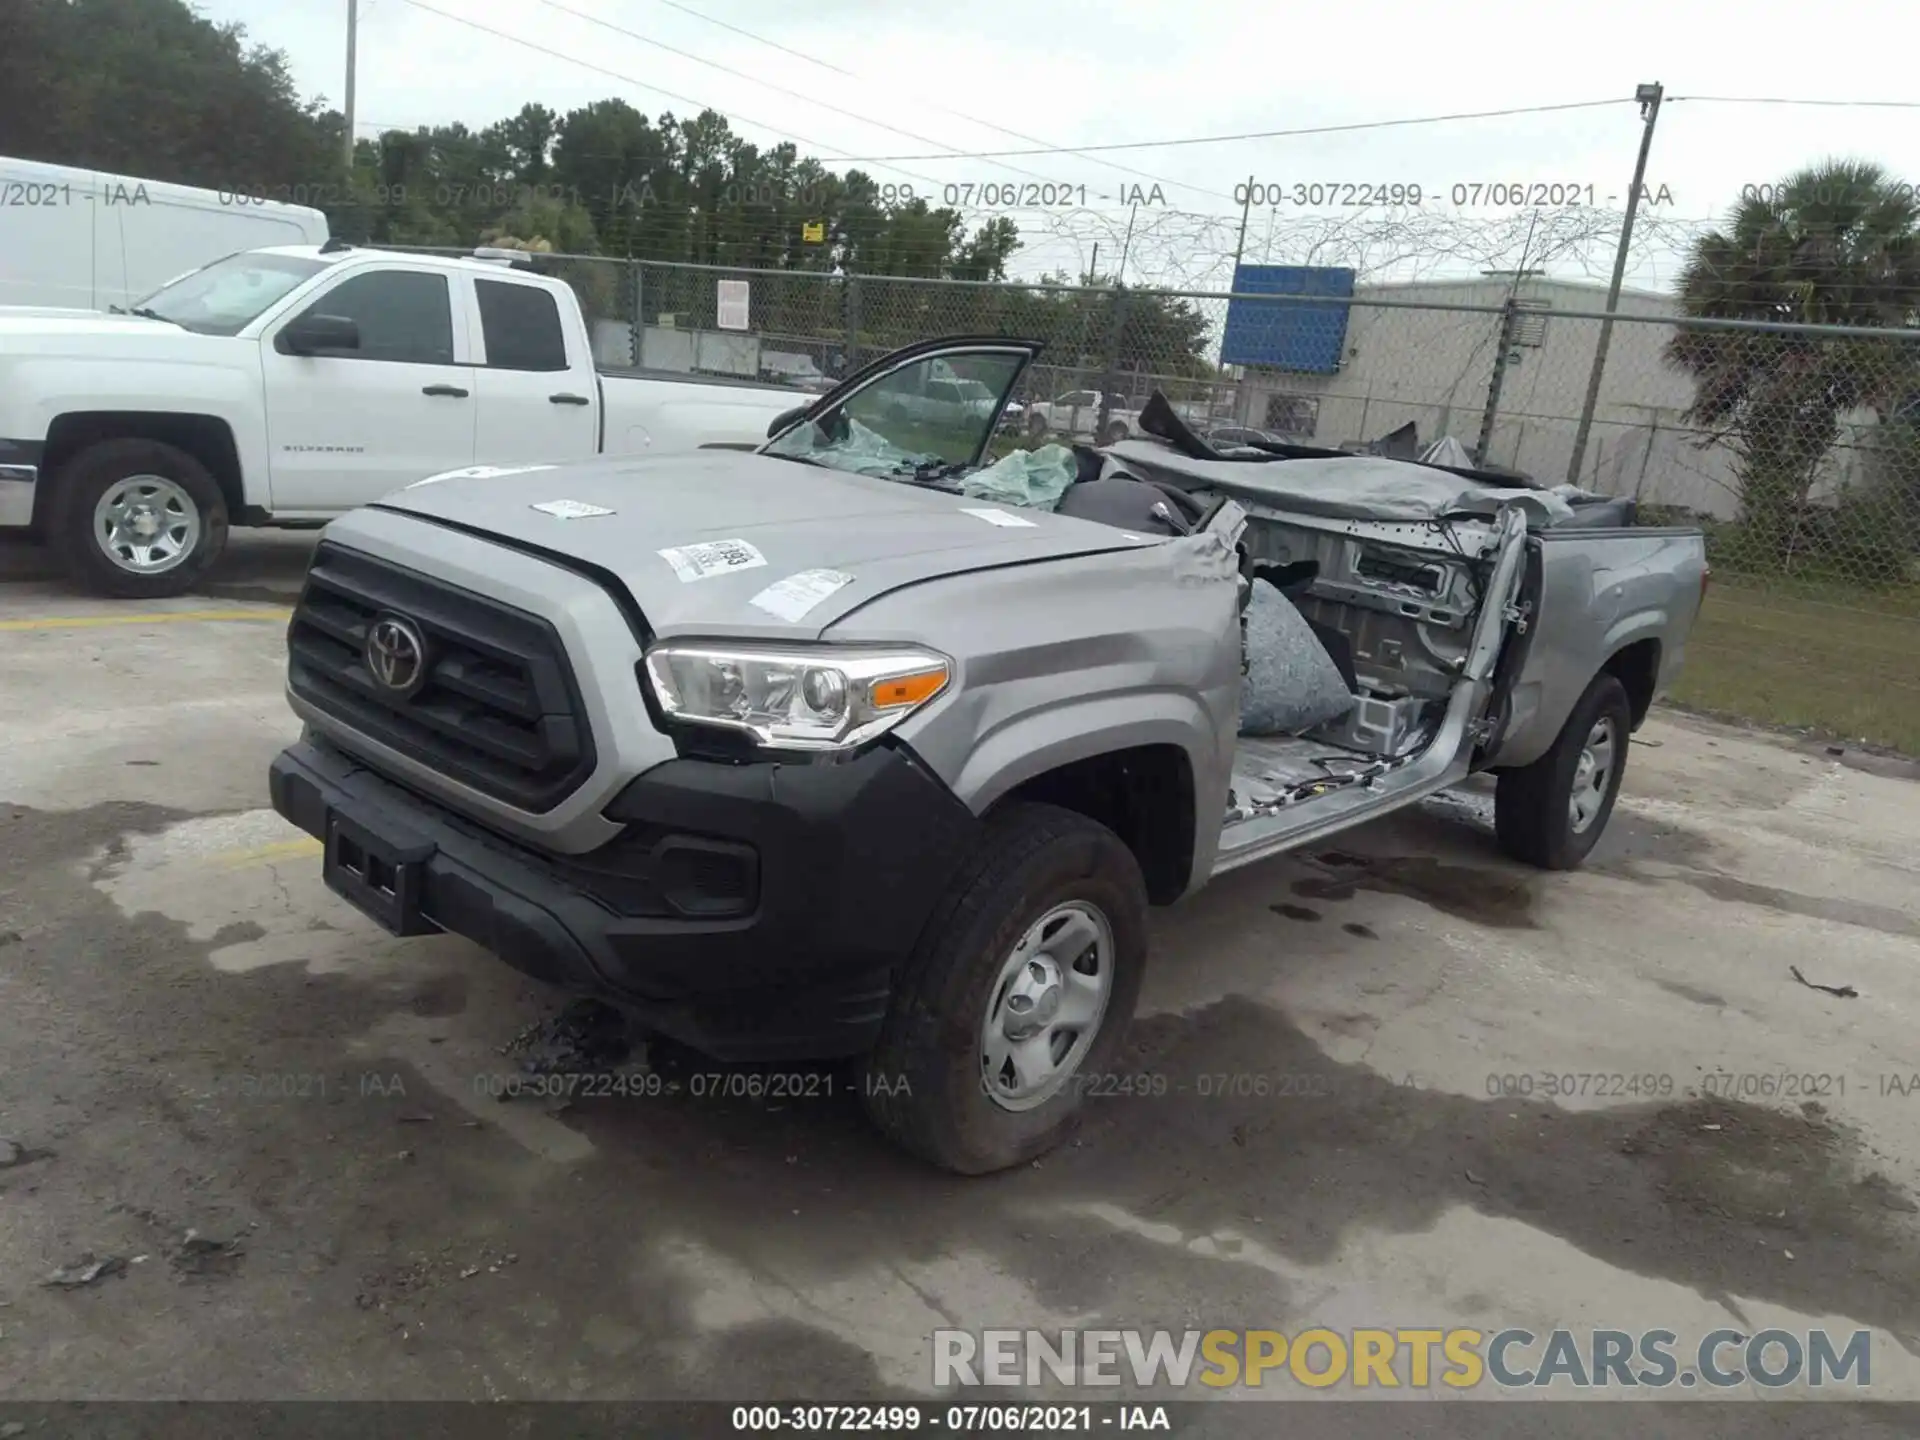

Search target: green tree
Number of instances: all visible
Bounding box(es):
[950,218,1023,282]
[5,0,1134,364]
[487,104,559,182]
[1664,160,1920,561]
[1,0,340,196]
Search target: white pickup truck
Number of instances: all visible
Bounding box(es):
[1021,388,1140,445]
[1024,389,1216,445]
[0,243,810,597]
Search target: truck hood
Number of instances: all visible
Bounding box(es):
[0,312,218,359]
[372,450,1156,639]
[0,305,119,320]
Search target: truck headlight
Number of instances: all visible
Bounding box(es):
[642,643,951,751]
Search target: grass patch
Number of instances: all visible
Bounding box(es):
[1668,579,1920,754]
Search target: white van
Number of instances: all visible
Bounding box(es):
[0,157,330,313]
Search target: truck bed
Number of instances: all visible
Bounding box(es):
[597,364,811,396]
[596,368,811,453]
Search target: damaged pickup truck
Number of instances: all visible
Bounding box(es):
[268,335,1709,1174]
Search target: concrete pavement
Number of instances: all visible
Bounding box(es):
[2,532,1917,1432]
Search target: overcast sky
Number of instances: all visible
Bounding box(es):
[199,0,1920,290]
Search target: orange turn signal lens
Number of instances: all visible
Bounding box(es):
[868,667,948,710]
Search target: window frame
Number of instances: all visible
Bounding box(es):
[474,275,572,373]
[760,340,1041,473]
[272,265,460,367]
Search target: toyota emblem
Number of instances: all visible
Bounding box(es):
[365,614,429,696]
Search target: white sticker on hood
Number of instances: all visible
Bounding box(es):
[748,569,855,623]
[531,499,615,519]
[959,506,1037,528]
[658,538,768,582]
[410,463,558,488]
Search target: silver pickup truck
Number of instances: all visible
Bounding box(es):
[267,336,1709,1175]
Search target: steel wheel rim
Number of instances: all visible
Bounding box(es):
[1569,715,1617,834]
[93,475,200,575]
[979,901,1113,1113]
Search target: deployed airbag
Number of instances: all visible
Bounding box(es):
[959,444,1077,511]
[1238,578,1358,737]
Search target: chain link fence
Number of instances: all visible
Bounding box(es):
[388,247,1920,752]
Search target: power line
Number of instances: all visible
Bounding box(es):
[534,0,1080,195]
[640,0,1236,204]
[1670,95,1920,109]
[646,0,856,77]
[805,98,1638,162]
[391,0,948,191]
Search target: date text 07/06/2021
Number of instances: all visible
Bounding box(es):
[729,1403,1173,1433]
[204,1068,1920,1107]
[1229,180,1677,208]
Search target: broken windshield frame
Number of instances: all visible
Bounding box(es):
[759,342,1038,484]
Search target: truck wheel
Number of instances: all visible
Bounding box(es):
[1100,420,1129,445]
[862,802,1148,1175]
[1025,412,1049,438]
[1494,673,1632,870]
[50,439,229,599]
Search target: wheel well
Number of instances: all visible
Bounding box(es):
[43,412,245,522]
[1603,638,1661,729]
[1001,744,1195,905]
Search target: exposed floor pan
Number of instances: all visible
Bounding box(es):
[1225,727,1439,827]
[1232,733,1381,792]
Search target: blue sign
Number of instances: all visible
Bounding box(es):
[1220,265,1355,373]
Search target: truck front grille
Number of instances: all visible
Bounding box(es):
[287,543,596,813]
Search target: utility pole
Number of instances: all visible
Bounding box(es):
[1475,212,1540,466]
[1230,174,1255,279]
[342,0,359,170]
[1567,82,1663,486]
[1476,300,1520,467]
[1117,202,1138,285]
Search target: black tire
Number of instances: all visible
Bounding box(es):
[1100,421,1128,445]
[50,439,229,599]
[1495,673,1632,870]
[1025,411,1049,438]
[862,802,1149,1175]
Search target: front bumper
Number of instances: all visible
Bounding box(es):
[269,733,982,1061]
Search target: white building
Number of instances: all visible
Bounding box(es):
[1234,274,1874,519]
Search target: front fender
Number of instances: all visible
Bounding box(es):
[950,687,1232,892]
[954,688,1224,812]
[26,356,259,441]
[21,356,267,510]
[829,537,1245,891]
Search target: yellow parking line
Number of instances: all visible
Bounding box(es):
[0,607,293,632]
[214,837,324,868]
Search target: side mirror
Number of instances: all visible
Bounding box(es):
[281,313,360,355]
[767,404,809,438]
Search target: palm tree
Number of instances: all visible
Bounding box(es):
[1664,160,1920,563]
